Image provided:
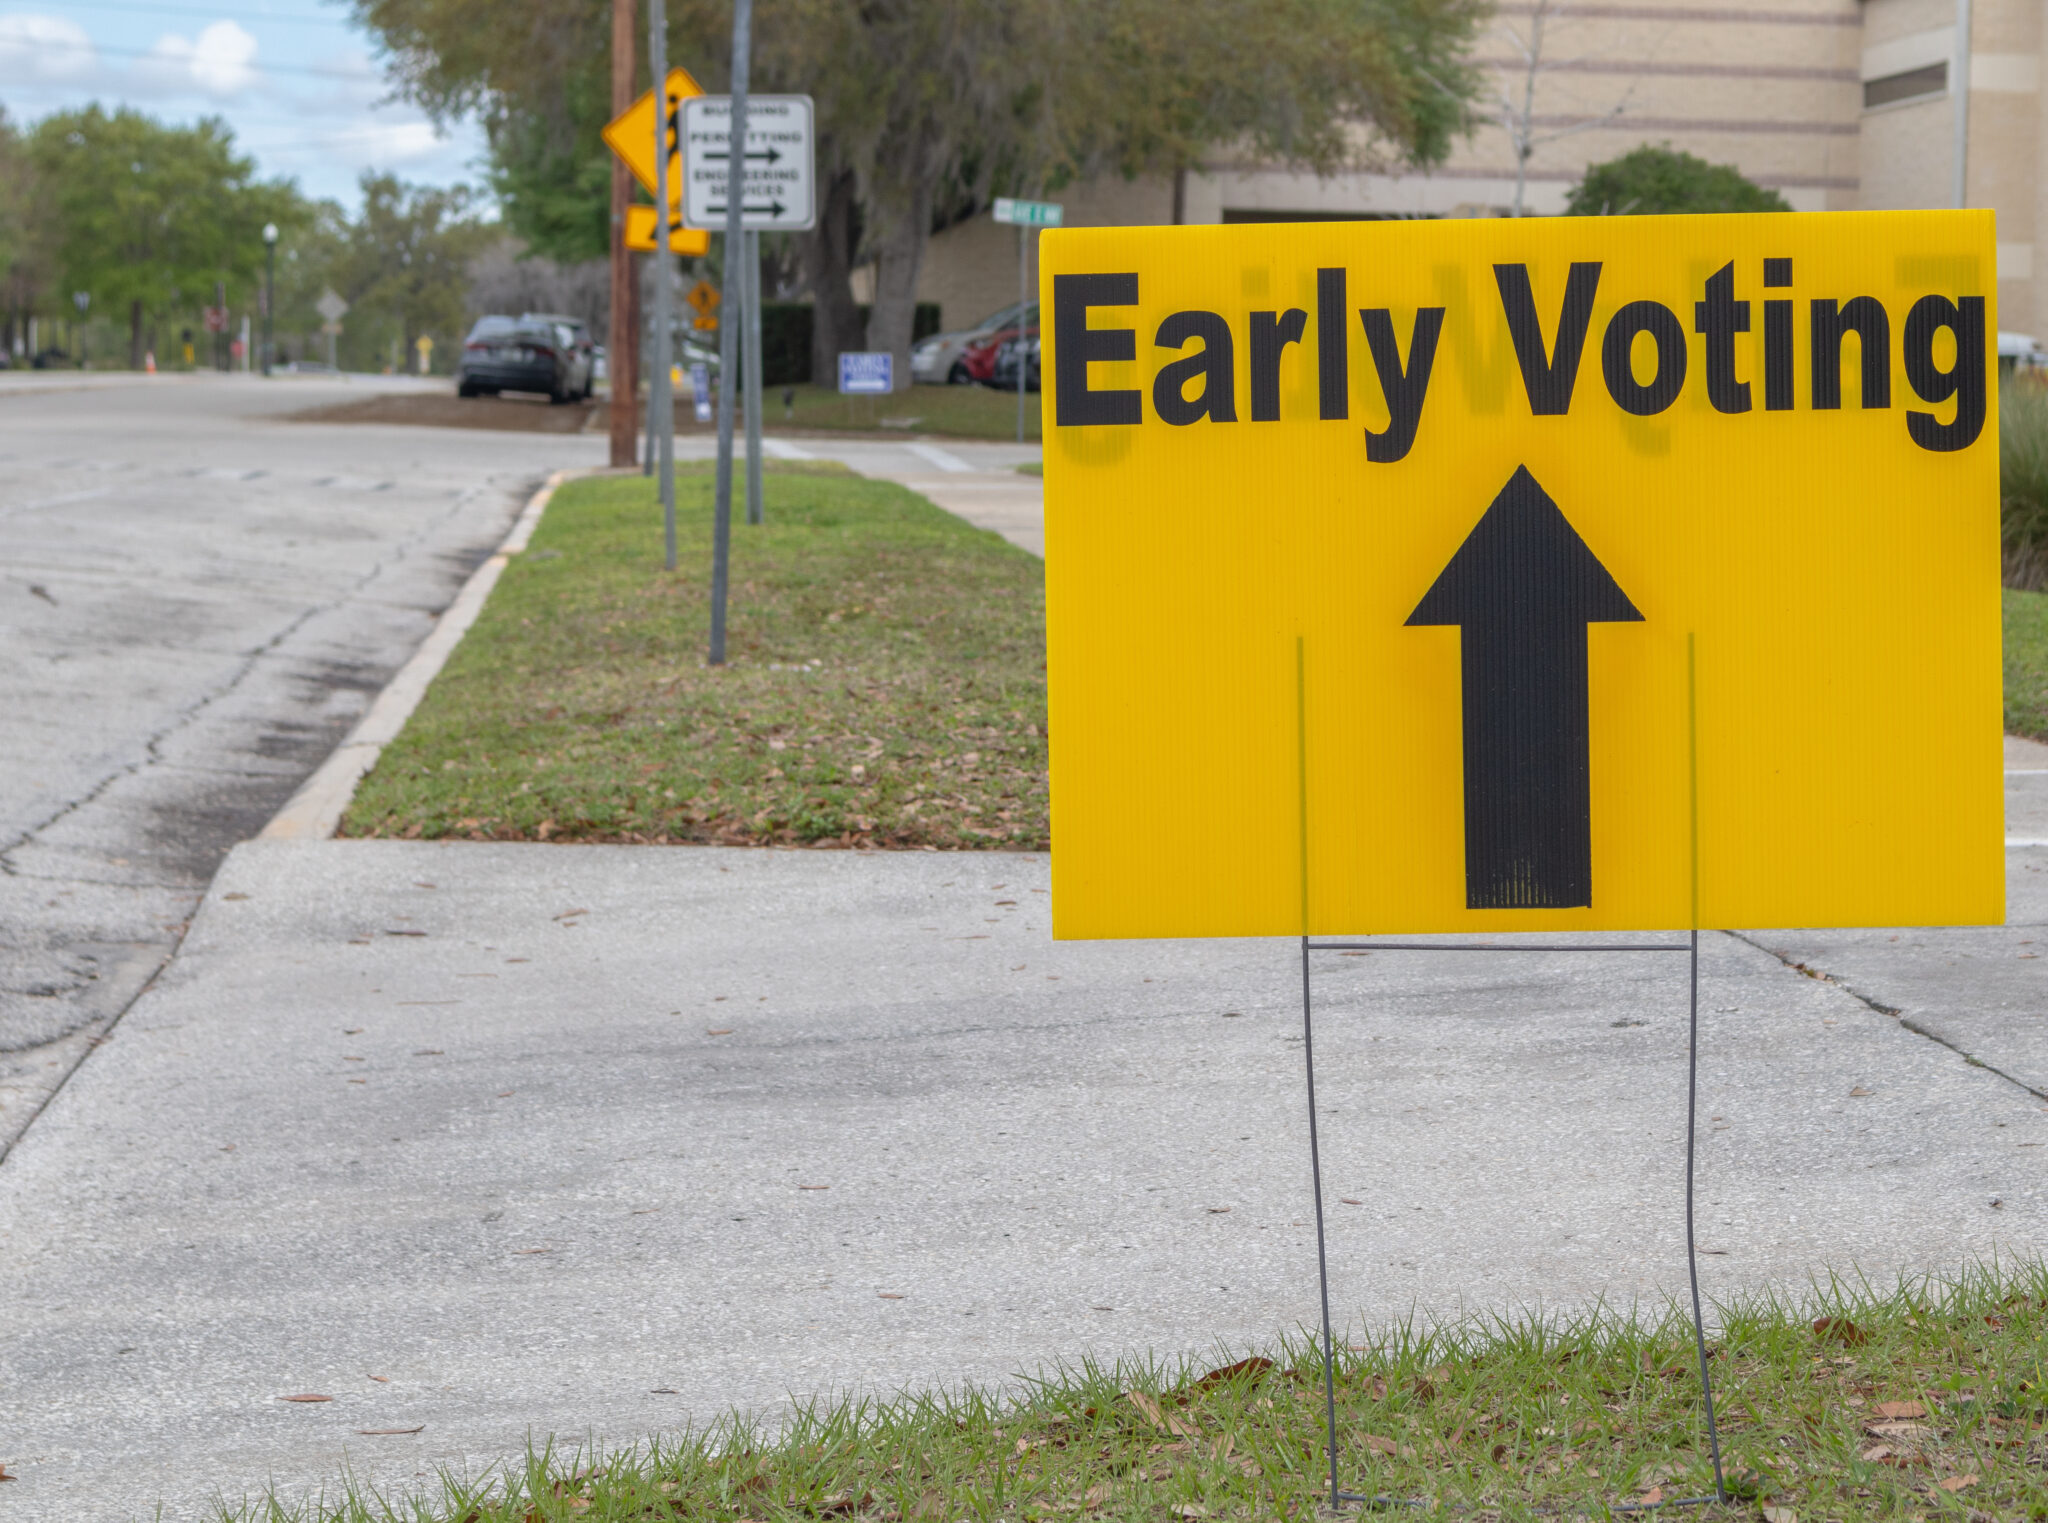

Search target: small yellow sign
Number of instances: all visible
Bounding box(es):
[1041,211,2002,939]
[603,67,704,207]
[624,203,711,257]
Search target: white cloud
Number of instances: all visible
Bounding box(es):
[142,19,259,98]
[0,14,97,82]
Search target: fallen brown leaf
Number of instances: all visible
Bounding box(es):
[1083,1481,1114,1509]
[0,1464,13,1482]
[1364,1434,1399,1457]
[357,1426,424,1436]
[1173,1506,1208,1520]
[1637,1487,1664,1506]
[1849,1086,1873,1097]
[1186,1356,1274,1394]
[1874,1400,1925,1419]
[911,1488,948,1519]
[1938,1474,1978,1492]
[878,1292,906,1300]
[1761,1507,1797,1523]
[1812,1316,1867,1345]
[1858,1444,1891,1462]
[276,1394,332,1403]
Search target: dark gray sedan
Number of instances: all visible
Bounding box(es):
[456,316,591,403]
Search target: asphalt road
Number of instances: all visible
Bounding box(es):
[0,375,608,1156]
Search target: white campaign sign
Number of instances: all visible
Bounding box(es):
[681,95,816,232]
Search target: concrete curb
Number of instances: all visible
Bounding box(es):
[258,468,576,841]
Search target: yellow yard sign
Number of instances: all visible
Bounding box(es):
[1041,211,2002,939]
[602,66,704,207]
[623,203,711,256]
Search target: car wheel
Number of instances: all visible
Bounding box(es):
[947,360,971,385]
[458,382,478,398]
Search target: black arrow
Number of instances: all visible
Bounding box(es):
[705,201,788,218]
[702,147,784,164]
[1406,465,1642,910]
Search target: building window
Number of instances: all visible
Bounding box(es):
[1864,61,1947,109]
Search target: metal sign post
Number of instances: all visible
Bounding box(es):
[707,0,754,667]
[744,228,764,526]
[990,198,1060,443]
[647,0,677,573]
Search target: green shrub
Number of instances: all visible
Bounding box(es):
[1565,145,1791,216]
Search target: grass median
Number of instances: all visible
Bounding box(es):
[233,1261,2048,1522]
[2008,588,2048,740]
[341,464,1045,848]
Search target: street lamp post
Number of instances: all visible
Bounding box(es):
[262,222,278,376]
[72,291,89,369]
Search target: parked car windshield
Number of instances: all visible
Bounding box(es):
[466,315,519,341]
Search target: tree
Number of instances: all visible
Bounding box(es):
[350,0,1485,389]
[0,107,54,353]
[327,173,495,371]
[1565,145,1792,217]
[1487,0,1627,218]
[28,105,301,367]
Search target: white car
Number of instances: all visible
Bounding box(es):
[911,299,1038,385]
[2000,330,2047,373]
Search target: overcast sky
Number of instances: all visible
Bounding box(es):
[0,0,490,210]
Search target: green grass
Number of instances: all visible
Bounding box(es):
[341,464,1046,848]
[223,1261,2048,1522]
[2007,588,2048,740]
[1016,460,1043,477]
[746,382,1040,441]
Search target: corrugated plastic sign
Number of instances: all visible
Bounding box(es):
[1042,211,2002,938]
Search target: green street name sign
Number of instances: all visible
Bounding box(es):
[993,197,1063,228]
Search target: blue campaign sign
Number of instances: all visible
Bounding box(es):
[838,351,893,395]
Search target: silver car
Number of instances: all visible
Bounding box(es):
[911,299,1038,385]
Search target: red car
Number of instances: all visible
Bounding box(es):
[964,324,1036,387]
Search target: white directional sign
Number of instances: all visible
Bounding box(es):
[681,95,816,232]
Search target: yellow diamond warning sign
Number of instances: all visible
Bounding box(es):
[1041,211,2002,939]
[602,66,704,208]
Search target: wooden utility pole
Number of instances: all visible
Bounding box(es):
[608,0,640,467]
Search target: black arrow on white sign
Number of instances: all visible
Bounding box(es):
[705,201,788,218]
[1406,465,1642,910]
[702,147,785,164]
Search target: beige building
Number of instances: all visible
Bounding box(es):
[907,0,2048,341]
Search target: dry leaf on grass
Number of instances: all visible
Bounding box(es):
[1874,1400,1925,1419]
[1363,1434,1400,1457]
[1811,1317,1867,1345]
[911,1488,948,1519]
[1173,1506,1208,1520]
[1761,1507,1797,1523]
[1637,1486,1664,1505]
[1185,1357,1273,1394]
[1938,1474,1979,1492]
[1083,1481,1114,1508]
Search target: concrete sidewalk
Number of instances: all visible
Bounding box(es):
[2,839,2042,1521]
[671,433,1046,555]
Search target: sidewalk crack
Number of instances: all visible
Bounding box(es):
[1728,930,2048,1103]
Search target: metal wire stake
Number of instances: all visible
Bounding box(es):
[1300,933,1344,1511]
[1683,928,1728,1502]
